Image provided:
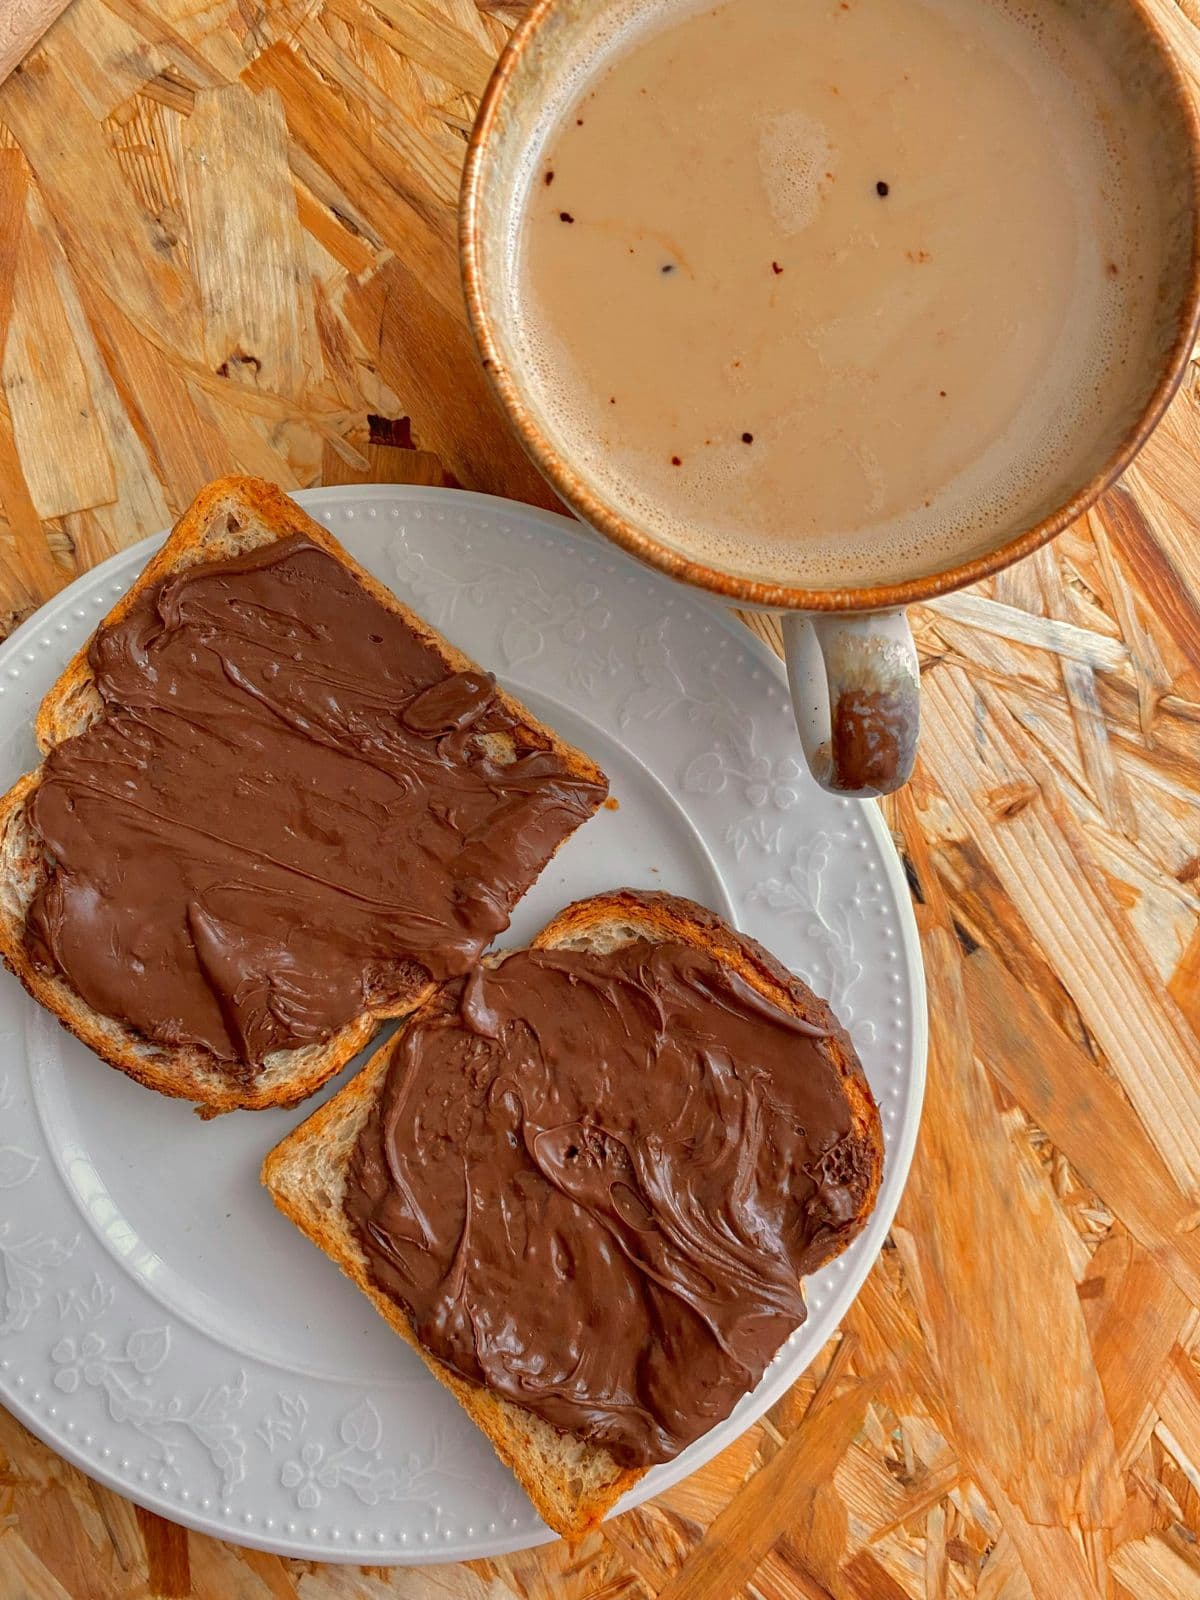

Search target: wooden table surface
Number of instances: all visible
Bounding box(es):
[2,2,1200,1598]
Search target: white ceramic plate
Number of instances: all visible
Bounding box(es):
[0,485,924,1563]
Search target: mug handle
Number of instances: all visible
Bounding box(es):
[781,609,920,797]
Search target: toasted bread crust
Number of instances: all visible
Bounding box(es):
[0,477,606,1114]
[261,888,884,1537]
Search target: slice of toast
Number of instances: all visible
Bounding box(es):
[0,477,607,1114]
[262,888,884,1538]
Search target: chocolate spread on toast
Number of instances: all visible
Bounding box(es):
[24,536,606,1071]
[343,938,874,1468]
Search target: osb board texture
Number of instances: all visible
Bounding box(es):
[0,0,1198,1596]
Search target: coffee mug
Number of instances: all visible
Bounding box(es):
[462,0,1200,797]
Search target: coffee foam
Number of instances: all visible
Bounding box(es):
[759,113,836,236]
[504,0,1166,588]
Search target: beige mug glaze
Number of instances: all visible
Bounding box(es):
[462,0,1200,797]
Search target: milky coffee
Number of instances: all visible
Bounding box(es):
[512,0,1164,586]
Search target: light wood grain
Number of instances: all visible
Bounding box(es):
[3,2,1200,1598]
[0,0,74,91]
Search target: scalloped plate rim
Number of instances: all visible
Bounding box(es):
[0,484,926,1564]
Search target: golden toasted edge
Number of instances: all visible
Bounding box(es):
[0,477,606,1113]
[260,887,884,1537]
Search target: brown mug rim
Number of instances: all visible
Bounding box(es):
[461,0,1200,614]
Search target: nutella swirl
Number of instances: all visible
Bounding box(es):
[344,938,875,1468]
[24,536,606,1072]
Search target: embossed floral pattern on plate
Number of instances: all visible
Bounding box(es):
[0,486,924,1564]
